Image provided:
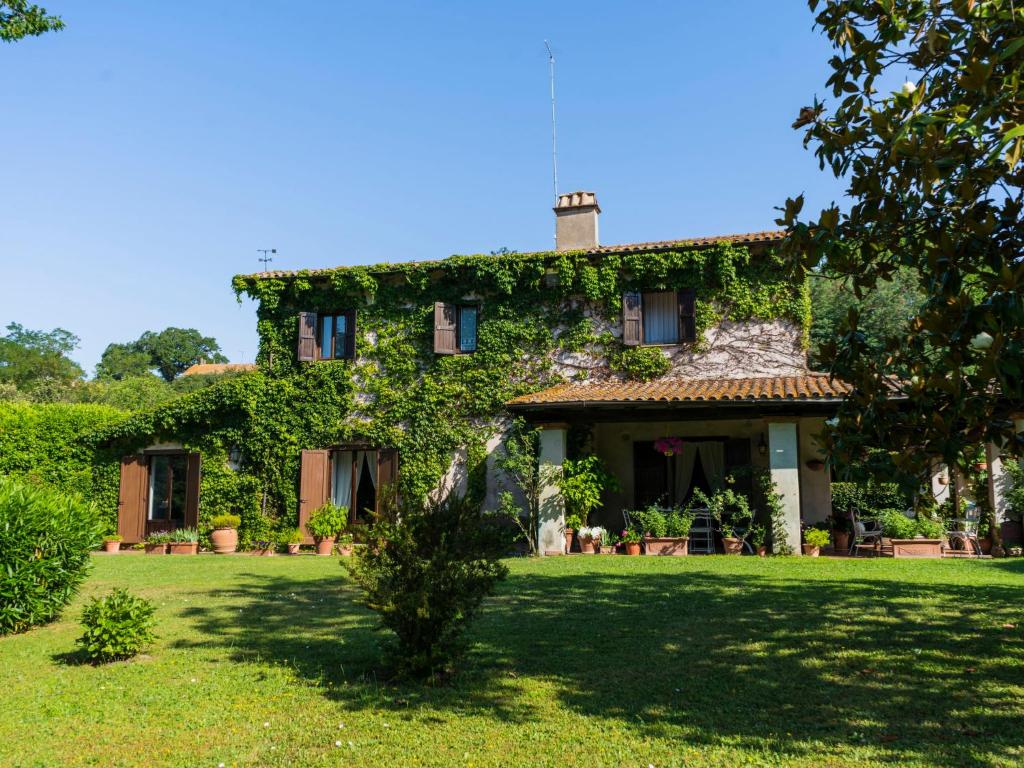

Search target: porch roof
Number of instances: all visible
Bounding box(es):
[507,374,851,409]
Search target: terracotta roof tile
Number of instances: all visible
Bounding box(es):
[507,374,850,407]
[245,230,786,280]
[181,363,257,376]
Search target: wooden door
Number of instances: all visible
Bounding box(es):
[117,455,148,543]
[299,449,330,544]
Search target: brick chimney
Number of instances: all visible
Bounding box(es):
[554,191,600,251]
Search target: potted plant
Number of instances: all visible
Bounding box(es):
[168,528,199,555]
[588,526,605,553]
[307,503,348,556]
[749,524,768,557]
[635,506,692,556]
[284,528,304,555]
[692,488,751,555]
[620,527,642,556]
[803,527,830,557]
[336,532,355,556]
[600,530,618,554]
[253,539,276,556]
[144,531,169,554]
[830,511,852,554]
[210,513,241,554]
[563,513,583,554]
[558,456,618,554]
[577,525,596,554]
[102,534,122,554]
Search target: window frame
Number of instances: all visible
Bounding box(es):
[640,291,681,346]
[456,304,479,353]
[317,310,356,360]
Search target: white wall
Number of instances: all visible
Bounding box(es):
[798,417,831,524]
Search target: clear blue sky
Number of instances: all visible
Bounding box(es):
[1,1,846,373]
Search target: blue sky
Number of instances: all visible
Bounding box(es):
[1,1,846,373]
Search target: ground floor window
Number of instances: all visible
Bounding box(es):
[331,449,378,523]
[148,453,187,524]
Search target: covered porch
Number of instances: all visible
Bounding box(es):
[507,375,849,555]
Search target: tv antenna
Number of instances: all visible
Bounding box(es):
[545,40,558,206]
[257,248,276,271]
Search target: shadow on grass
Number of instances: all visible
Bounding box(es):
[174,560,1024,766]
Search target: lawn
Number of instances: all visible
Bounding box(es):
[1,555,1023,767]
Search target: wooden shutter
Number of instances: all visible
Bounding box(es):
[297,312,317,362]
[678,289,697,343]
[298,449,330,544]
[622,292,642,346]
[376,448,399,515]
[184,452,201,528]
[117,455,148,543]
[434,302,457,354]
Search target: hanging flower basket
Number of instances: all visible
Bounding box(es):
[654,437,684,457]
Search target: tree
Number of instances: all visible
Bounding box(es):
[777,1,1024,518]
[95,343,153,381]
[809,265,926,367]
[495,419,544,555]
[102,328,228,382]
[0,322,83,391]
[0,1,63,42]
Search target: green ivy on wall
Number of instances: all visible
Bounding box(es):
[2,243,808,545]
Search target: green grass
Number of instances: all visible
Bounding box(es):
[1,554,1023,767]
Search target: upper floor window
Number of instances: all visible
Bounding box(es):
[622,290,696,346]
[297,311,355,362]
[434,302,479,354]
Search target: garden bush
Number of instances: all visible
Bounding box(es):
[347,492,512,678]
[77,588,156,663]
[306,503,348,540]
[0,476,102,635]
[831,481,910,520]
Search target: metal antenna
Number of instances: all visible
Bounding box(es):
[257,248,276,271]
[545,40,558,209]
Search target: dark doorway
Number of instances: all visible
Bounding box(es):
[633,441,669,508]
[682,451,712,505]
[355,458,376,522]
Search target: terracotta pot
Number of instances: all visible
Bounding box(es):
[315,536,336,556]
[337,544,354,556]
[644,536,689,556]
[564,528,574,555]
[168,541,198,555]
[833,530,850,553]
[802,544,821,557]
[757,545,768,557]
[578,534,593,554]
[600,545,615,554]
[144,543,166,555]
[722,537,743,555]
[103,540,120,554]
[287,543,301,555]
[211,527,238,555]
[978,536,993,555]
[589,537,602,554]
[891,538,943,558]
[256,547,275,556]
[624,541,641,556]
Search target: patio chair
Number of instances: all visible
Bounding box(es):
[687,507,716,555]
[849,507,885,557]
[946,501,982,557]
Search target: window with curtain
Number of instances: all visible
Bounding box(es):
[458,305,478,352]
[642,292,679,344]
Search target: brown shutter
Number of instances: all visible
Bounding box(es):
[376,448,399,515]
[344,310,357,359]
[299,449,330,544]
[184,452,201,528]
[622,292,642,346]
[678,289,696,343]
[433,302,457,354]
[297,312,317,362]
[117,455,148,543]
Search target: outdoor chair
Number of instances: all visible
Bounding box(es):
[946,501,982,557]
[850,508,885,557]
[687,507,716,555]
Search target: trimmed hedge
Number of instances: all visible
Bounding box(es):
[0,476,103,635]
[831,481,911,519]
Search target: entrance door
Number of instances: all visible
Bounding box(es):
[633,441,669,509]
[147,453,187,535]
[117,452,200,542]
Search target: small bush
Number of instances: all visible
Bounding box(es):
[307,503,347,540]
[611,346,671,381]
[77,588,156,663]
[804,528,831,548]
[0,476,102,635]
[347,493,512,678]
[209,513,240,529]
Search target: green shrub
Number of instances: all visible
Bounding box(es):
[168,528,198,542]
[832,481,911,520]
[209,513,240,530]
[804,528,831,548]
[77,588,156,663]
[347,493,511,678]
[0,476,102,635]
[283,527,304,545]
[307,503,348,540]
[878,509,917,539]
[631,506,667,538]
[610,346,671,381]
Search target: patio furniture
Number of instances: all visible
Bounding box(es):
[946,501,983,557]
[688,508,716,555]
[850,508,885,557]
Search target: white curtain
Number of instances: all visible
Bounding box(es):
[332,451,353,510]
[698,442,726,491]
[354,450,378,495]
[674,443,699,505]
[642,292,678,344]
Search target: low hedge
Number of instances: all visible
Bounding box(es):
[831,481,911,520]
[0,476,102,635]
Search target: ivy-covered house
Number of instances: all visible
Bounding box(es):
[109,192,846,553]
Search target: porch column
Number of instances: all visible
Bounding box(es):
[987,417,1024,539]
[768,421,802,554]
[537,424,568,556]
